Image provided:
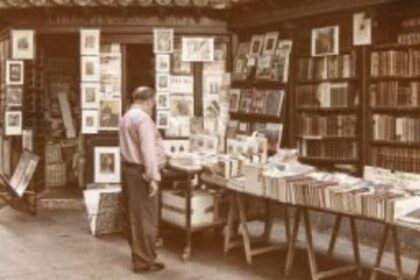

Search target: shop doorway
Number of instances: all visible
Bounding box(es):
[124,44,155,110]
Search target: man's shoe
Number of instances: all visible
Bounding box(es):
[149,262,165,272]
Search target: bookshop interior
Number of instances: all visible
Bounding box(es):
[4,0,420,279]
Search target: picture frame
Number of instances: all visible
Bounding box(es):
[157,110,170,129]
[81,83,100,109]
[5,111,22,136]
[82,110,99,134]
[229,89,240,112]
[249,34,264,56]
[11,30,35,60]
[170,94,194,117]
[182,37,214,62]
[156,73,170,91]
[99,99,121,131]
[8,150,39,197]
[6,60,24,85]
[156,92,170,110]
[155,54,171,72]
[80,29,100,55]
[6,86,23,107]
[262,31,279,55]
[170,75,194,93]
[153,28,174,54]
[81,56,100,82]
[311,25,339,57]
[353,12,372,46]
[94,147,120,184]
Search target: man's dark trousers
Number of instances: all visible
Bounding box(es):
[121,162,158,269]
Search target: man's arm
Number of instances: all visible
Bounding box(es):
[137,118,161,185]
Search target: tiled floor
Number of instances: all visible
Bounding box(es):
[0,206,417,279]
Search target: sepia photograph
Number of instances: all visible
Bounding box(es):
[8,150,39,197]
[82,110,99,134]
[81,83,100,109]
[153,28,173,53]
[6,60,24,85]
[11,29,35,60]
[80,29,100,55]
[182,37,214,62]
[155,54,171,72]
[156,91,170,110]
[170,75,194,93]
[99,99,121,130]
[170,94,194,117]
[249,34,264,56]
[311,25,339,56]
[94,147,120,183]
[262,31,279,55]
[6,86,23,106]
[81,55,100,82]
[156,110,169,129]
[5,111,22,136]
[156,73,170,91]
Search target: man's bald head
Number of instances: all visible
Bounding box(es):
[132,86,156,103]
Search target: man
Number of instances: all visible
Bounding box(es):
[119,86,166,273]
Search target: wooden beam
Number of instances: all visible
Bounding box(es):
[230,0,405,29]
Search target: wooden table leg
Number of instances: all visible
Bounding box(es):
[236,193,253,265]
[182,174,193,261]
[303,208,320,280]
[415,261,420,280]
[328,215,342,255]
[349,217,362,277]
[369,224,390,280]
[391,226,404,280]
[285,207,301,276]
[284,206,291,244]
[263,200,274,242]
[224,192,237,254]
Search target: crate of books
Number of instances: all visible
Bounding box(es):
[83,185,122,236]
[45,163,67,187]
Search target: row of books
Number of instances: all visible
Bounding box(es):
[229,88,285,117]
[370,81,420,108]
[371,147,420,174]
[296,54,355,82]
[371,49,420,77]
[398,32,420,46]
[298,114,357,137]
[295,82,357,108]
[372,114,420,143]
[298,139,358,160]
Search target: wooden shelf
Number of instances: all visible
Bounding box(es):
[296,78,356,84]
[297,135,356,140]
[229,111,282,122]
[370,76,420,81]
[372,43,420,50]
[296,107,358,113]
[231,80,287,88]
[298,157,358,164]
[371,140,420,148]
[370,107,420,113]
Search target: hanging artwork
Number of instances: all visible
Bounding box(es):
[262,31,279,55]
[156,92,170,110]
[153,28,174,54]
[82,110,99,134]
[170,94,194,117]
[6,60,24,85]
[249,34,264,56]
[155,54,171,72]
[80,29,100,55]
[11,30,35,60]
[8,151,39,197]
[156,73,170,91]
[157,110,170,129]
[170,75,194,93]
[6,86,23,106]
[182,37,214,62]
[353,12,372,46]
[94,147,121,183]
[99,99,121,131]
[311,26,339,57]
[81,83,100,109]
[5,111,22,136]
[81,56,100,82]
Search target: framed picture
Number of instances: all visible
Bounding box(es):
[311,26,339,57]
[182,37,214,62]
[81,83,100,109]
[229,89,240,112]
[80,29,100,55]
[7,151,39,197]
[81,56,100,82]
[172,49,192,74]
[170,94,194,117]
[11,30,35,60]
[203,74,223,95]
[262,32,279,55]
[6,60,24,85]
[99,99,121,131]
[156,73,170,91]
[6,86,23,107]
[170,75,194,93]
[82,110,99,134]
[157,110,170,129]
[94,147,120,183]
[5,111,22,136]
[155,54,170,72]
[249,35,264,56]
[156,92,170,110]
[353,12,372,46]
[153,28,174,54]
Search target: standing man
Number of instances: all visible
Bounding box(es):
[119,86,166,273]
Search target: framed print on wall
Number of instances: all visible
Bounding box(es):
[81,56,100,82]
[156,110,170,129]
[80,29,100,55]
[82,110,99,134]
[311,25,339,57]
[182,37,214,62]
[99,99,121,131]
[153,28,174,54]
[262,32,279,55]
[81,83,100,109]
[11,30,35,60]
[94,147,120,183]
[156,92,170,110]
[156,73,170,91]
[6,86,23,107]
[6,60,24,85]
[5,111,22,136]
[156,54,171,72]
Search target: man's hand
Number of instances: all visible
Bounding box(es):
[149,180,159,198]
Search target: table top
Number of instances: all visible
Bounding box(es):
[169,158,203,174]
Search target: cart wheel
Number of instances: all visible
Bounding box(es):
[182,248,191,262]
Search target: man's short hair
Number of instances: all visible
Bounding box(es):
[132,86,156,102]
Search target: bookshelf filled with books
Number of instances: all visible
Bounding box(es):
[228,31,292,152]
[292,23,362,174]
[368,14,420,174]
